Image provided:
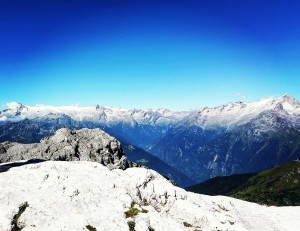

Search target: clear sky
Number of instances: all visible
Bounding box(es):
[1,0,300,110]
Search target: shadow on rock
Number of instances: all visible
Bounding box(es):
[0,159,46,173]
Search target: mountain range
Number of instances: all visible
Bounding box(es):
[151,94,300,182]
[1,94,300,185]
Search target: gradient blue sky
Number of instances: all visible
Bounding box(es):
[1,0,300,110]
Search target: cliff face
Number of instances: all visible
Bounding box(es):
[0,128,130,170]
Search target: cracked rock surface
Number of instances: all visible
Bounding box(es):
[0,161,300,231]
[0,128,130,170]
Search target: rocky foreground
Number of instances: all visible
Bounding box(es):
[0,128,131,170]
[0,161,300,231]
[0,128,300,231]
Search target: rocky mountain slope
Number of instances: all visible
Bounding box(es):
[1,160,300,231]
[0,128,131,170]
[120,139,195,187]
[187,160,300,206]
[151,94,300,182]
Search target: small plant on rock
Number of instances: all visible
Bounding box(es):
[125,207,141,218]
[127,221,136,231]
[86,225,97,231]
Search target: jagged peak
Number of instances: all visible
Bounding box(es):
[5,102,28,116]
[280,93,292,98]
[6,102,26,110]
[183,94,300,130]
[278,93,299,104]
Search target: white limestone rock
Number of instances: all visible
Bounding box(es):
[0,161,299,231]
[0,128,129,170]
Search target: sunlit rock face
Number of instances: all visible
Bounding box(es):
[0,128,130,170]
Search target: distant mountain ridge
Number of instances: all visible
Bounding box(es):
[151,94,300,182]
[186,160,300,206]
[178,94,300,130]
[1,94,300,184]
[2,94,300,135]
[0,102,188,149]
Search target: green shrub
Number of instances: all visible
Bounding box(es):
[127,221,136,231]
[125,207,141,218]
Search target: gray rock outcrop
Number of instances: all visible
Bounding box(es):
[0,128,131,170]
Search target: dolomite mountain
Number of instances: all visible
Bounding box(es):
[1,161,300,231]
[1,94,300,184]
[0,128,130,170]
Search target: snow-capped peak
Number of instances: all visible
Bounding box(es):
[277,93,300,108]
[6,102,21,110]
[1,95,299,129]
[5,102,27,113]
[0,103,188,126]
[186,94,300,129]
[279,93,294,101]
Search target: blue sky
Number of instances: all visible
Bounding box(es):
[1,0,300,110]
